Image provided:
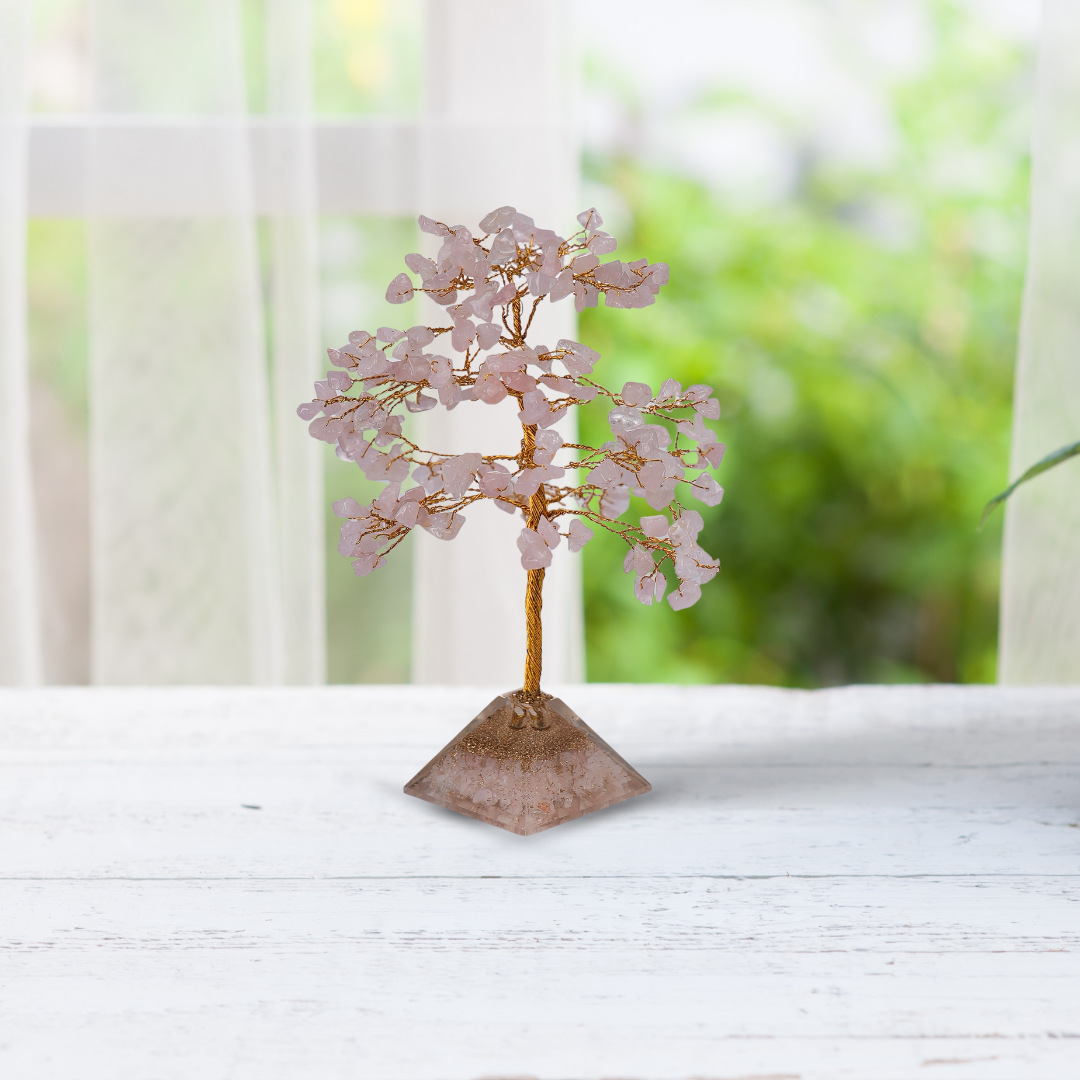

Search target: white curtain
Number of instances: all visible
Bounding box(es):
[85,0,322,684]
[0,0,42,685]
[999,0,1080,683]
[264,0,326,684]
[8,0,582,686]
[412,0,584,686]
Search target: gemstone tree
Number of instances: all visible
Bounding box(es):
[300,206,725,834]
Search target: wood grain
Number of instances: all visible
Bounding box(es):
[1,685,1078,1079]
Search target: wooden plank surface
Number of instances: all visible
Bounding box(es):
[1,685,1078,1079]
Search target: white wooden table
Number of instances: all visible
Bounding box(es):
[2,685,1079,1079]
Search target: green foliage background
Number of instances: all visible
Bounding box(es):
[577,7,1029,686]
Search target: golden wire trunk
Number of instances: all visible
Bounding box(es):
[523,567,544,694]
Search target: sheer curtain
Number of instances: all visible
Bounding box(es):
[0,0,42,685]
[264,0,325,684]
[999,0,1080,683]
[85,0,323,684]
[411,0,583,686]
[7,0,579,686]
[88,0,285,683]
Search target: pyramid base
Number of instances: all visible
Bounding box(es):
[404,692,651,835]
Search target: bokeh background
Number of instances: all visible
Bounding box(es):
[26,0,1036,685]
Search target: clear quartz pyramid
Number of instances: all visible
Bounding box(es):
[404,693,651,835]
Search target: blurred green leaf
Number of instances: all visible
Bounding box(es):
[981,439,1080,527]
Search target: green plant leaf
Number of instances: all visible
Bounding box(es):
[981,439,1080,527]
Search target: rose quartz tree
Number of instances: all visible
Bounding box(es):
[299,206,726,834]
